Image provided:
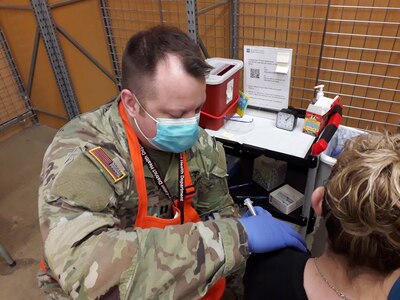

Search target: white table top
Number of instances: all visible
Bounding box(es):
[205,108,315,159]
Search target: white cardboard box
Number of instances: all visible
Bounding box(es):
[303,95,339,136]
[269,184,304,214]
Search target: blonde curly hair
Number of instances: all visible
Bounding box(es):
[324,132,400,274]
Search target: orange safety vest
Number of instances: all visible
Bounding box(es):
[119,102,226,300]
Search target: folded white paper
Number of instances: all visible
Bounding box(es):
[276,64,290,74]
[276,52,291,74]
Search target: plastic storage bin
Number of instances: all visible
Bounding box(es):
[200,57,243,130]
[315,125,364,187]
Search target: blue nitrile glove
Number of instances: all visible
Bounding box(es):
[239,206,307,253]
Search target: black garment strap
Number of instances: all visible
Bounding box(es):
[139,145,185,223]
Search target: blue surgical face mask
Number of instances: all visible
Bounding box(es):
[133,95,200,153]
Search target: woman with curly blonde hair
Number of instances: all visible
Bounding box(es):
[244,132,400,300]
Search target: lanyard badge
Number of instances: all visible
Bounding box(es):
[139,145,186,223]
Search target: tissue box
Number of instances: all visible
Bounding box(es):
[303,95,339,137]
[252,156,287,191]
[269,184,304,214]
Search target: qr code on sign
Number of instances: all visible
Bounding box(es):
[250,68,260,79]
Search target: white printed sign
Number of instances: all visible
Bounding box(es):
[244,45,292,111]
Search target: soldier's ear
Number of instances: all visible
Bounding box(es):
[121,89,140,118]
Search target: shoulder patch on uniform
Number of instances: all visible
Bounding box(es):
[88,146,127,183]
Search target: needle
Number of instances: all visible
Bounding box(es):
[244,198,257,216]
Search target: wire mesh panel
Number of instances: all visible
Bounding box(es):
[234,0,399,132]
[99,0,399,132]
[236,1,329,111]
[319,1,400,132]
[100,0,188,84]
[196,0,231,58]
[0,30,35,131]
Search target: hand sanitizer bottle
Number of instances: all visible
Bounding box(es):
[313,85,325,104]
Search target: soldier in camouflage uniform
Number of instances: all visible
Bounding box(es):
[38,25,306,299]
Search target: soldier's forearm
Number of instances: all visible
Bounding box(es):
[124,219,248,299]
[44,215,247,299]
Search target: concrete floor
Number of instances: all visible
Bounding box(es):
[0,125,57,300]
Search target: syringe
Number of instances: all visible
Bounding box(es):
[243,198,257,216]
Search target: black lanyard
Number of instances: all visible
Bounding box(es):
[139,145,185,223]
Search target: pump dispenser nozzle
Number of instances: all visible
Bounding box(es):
[313,85,325,104]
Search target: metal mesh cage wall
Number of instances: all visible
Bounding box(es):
[0,30,35,131]
[100,0,399,132]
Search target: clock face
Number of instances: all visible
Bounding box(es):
[276,112,296,130]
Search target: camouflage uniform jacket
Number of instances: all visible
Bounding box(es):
[38,99,249,299]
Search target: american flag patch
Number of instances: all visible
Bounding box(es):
[88,147,127,183]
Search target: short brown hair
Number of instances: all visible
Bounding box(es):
[324,132,400,274]
[121,25,211,100]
